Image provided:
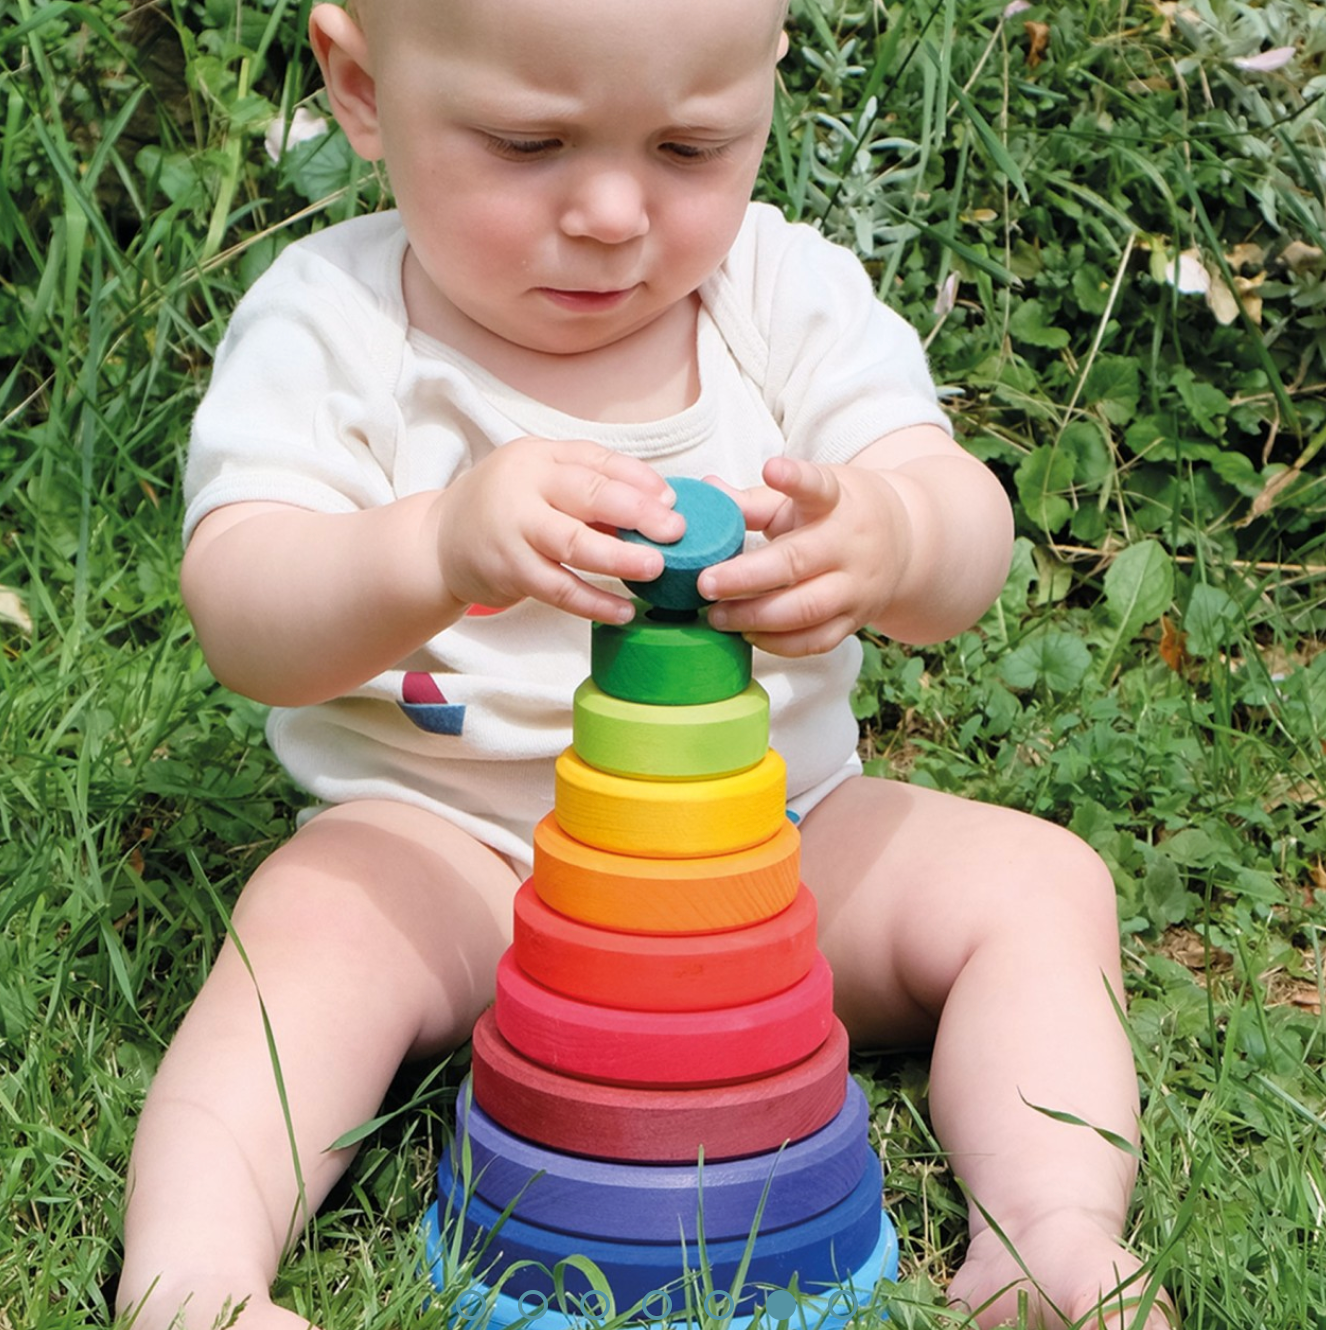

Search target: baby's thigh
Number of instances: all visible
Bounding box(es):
[800,777,1117,1046]
[231,799,522,1054]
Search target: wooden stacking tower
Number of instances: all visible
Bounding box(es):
[428,481,896,1326]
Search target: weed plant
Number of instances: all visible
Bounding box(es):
[2,0,1324,1326]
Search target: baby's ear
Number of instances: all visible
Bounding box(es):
[309,3,383,160]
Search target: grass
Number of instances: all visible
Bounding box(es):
[2,0,1324,1326]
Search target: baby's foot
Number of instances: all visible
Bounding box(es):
[118,1285,319,1330]
[946,1212,1176,1329]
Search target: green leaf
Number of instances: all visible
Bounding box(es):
[1015,445,1074,532]
[1060,419,1113,487]
[1142,855,1192,930]
[1082,356,1140,426]
[1184,583,1242,657]
[1097,540,1174,676]
[1009,298,1070,349]
[1001,630,1092,693]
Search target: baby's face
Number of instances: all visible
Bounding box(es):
[320,0,786,356]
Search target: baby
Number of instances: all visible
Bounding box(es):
[116,1,1174,1327]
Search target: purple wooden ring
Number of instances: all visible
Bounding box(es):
[451,1079,870,1241]
[440,1143,883,1307]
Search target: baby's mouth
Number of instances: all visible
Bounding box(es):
[538,287,638,312]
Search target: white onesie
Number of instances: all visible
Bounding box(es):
[184,203,951,871]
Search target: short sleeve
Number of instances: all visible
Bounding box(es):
[183,242,410,544]
[704,204,952,465]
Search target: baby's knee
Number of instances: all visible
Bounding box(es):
[1001,816,1121,944]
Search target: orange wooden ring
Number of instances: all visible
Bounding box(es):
[471,1009,849,1163]
[554,749,786,858]
[494,951,834,1087]
[531,814,801,934]
[512,881,818,1011]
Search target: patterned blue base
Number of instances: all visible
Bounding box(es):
[424,1202,897,1330]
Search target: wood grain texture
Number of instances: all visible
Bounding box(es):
[572,679,768,780]
[440,1142,883,1305]
[619,478,746,612]
[512,881,818,1011]
[493,951,834,1087]
[554,749,786,858]
[471,1010,849,1162]
[531,814,801,933]
[591,610,750,706]
[452,1078,870,1241]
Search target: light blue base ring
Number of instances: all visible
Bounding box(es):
[424,1203,897,1329]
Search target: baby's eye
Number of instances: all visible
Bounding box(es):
[486,135,562,160]
[660,142,727,164]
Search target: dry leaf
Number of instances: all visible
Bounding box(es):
[0,586,32,635]
[1226,242,1265,271]
[1280,241,1324,272]
[1205,271,1239,324]
[1160,927,1231,975]
[1158,614,1191,673]
[1024,20,1050,67]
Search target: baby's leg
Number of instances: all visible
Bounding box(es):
[116,800,520,1330]
[802,777,1173,1328]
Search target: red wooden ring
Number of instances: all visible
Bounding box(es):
[471,1009,849,1162]
[512,881,818,1011]
[532,814,801,934]
[494,951,834,1087]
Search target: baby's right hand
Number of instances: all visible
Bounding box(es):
[429,437,684,623]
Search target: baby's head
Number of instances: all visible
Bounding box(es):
[309,0,788,356]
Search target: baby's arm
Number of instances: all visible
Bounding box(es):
[182,438,682,706]
[697,424,1013,657]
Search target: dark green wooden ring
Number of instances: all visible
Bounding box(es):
[591,607,751,706]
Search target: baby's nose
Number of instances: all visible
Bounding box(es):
[560,167,650,245]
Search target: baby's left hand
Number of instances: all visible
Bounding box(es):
[697,456,910,658]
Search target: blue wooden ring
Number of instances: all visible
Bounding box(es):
[620,478,745,611]
[452,1080,870,1241]
[439,1144,883,1306]
[424,1202,899,1330]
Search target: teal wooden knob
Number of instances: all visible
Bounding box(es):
[591,606,751,706]
[619,477,745,612]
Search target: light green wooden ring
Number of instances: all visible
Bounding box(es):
[591,606,751,706]
[573,680,769,780]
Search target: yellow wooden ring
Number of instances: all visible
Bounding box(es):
[572,679,769,780]
[554,749,787,858]
[532,813,801,933]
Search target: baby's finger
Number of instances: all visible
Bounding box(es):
[706,571,851,638]
[697,528,835,604]
[700,475,786,532]
[739,612,859,659]
[529,511,667,586]
[522,560,641,624]
[761,457,842,519]
[546,464,684,547]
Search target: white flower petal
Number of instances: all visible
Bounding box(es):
[1166,249,1210,295]
[1003,0,1032,17]
[264,108,329,163]
[1233,46,1296,72]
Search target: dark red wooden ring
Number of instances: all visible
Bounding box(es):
[470,1010,849,1163]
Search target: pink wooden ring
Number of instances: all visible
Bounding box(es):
[494,951,834,1087]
